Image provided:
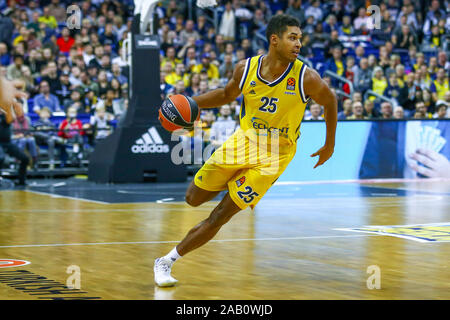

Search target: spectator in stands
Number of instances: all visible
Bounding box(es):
[392,25,417,49]
[324,30,344,60]
[370,67,388,100]
[422,88,436,113]
[54,72,72,105]
[324,46,345,87]
[111,63,127,85]
[339,15,354,36]
[403,72,420,114]
[354,58,371,93]
[302,15,315,35]
[58,106,85,166]
[384,74,407,107]
[166,63,189,87]
[41,61,59,94]
[428,56,439,79]
[209,104,238,150]
[56,27,75,54]
[218,1,236,42]
[347,101,367,120]
[88,104,113,145]
[286,0,304,26]
[413,101,432,119]
[437,51,450,73]
[11,114,37,167]
[100,23,119,53]
[323,14,338,34]
[367,55,378,73]
[179,20,200,44]
[63,89,84,112]
[434,102,448,119]
[6,54,24,80]
[0,113,29,186]
[161,46,181,70]
[393,106,405,119]
[173,79,190,96]
[305,103,323,121]
[430,68,449,102]
[33,80,61,114]
[380,102,393,119]
[305,0,323,24]
[379,9,394,38]
[38,5,57,29]
[337,99,352,120]
[353,7,369,32]
[160,70,173,100]
[363,99,381,119]
[240,38,253,59]
[193,52,219,80]
[33,107,65,169]
[412,52,426,72]
[219,53,234,79]
[423,0,446,36]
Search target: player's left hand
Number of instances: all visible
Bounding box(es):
[0,78,26,118]
[310,144,334,169]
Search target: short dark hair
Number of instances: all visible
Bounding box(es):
[266,14,300,43]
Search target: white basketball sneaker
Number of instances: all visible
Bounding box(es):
[154,258,178,287]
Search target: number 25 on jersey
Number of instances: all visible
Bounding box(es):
[259,97,278,113]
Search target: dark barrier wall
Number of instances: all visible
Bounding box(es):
[88,15,186,183]
[280,119,450,182]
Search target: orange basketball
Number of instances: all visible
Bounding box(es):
[158,95,200,132]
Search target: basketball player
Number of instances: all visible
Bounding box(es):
[0,76,25,118]
[154,15,337,287]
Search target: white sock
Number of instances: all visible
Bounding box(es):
[163,247,182,264]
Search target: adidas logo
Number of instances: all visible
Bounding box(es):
[131,127,170,154]
[249,89,256,95]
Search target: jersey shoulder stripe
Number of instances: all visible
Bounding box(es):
[239,58,252,91]
[298,63,309,104]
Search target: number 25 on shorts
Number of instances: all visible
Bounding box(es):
[237,186,259,204]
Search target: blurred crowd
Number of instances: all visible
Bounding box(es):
[0,0,450,176]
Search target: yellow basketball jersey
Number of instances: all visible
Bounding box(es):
[239,55,309,146]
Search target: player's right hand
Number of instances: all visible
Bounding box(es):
[0,78,26,118]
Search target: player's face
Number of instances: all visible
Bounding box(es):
[277,26,302,62]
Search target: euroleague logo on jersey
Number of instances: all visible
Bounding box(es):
[286,77,296,91]
[0,259,30,268]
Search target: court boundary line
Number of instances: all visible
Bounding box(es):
[24,190,111,205]
[336,222,450,243]
[0,234,378,249]
[275,178,450,186]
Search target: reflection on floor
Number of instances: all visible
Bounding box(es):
[0,178,449,299]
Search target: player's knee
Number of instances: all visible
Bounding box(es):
[185,191,202,207]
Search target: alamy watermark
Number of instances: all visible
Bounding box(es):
[66,5,81,30]
[366,265,381,290]
[167,125,284,175]
[366,5,381,30]
[66,265,81,289]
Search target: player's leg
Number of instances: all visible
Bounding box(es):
[185,179,221,207]
[154,192,241,287]
[4,142,29,185]
[177,191,241,255]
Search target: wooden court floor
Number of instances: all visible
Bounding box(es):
[0,180,449,299]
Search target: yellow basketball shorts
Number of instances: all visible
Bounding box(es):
[194,128,297,210]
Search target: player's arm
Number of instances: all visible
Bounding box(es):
[303,68,338,168]
[192,59,245,109]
